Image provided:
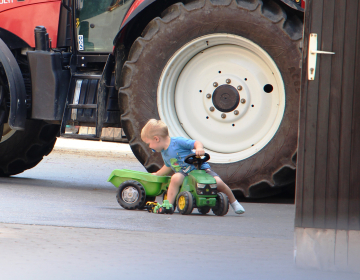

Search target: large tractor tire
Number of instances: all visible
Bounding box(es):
[0,44,59,177]
[0,120,59,176]
[119,0,302,197]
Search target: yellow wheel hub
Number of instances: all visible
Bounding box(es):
[178,196,186,210]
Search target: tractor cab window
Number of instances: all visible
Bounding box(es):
[75,0,133,53]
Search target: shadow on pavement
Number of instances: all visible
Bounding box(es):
[235,182,295,204]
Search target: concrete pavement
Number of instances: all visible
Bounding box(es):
[53,137,135,159]
[0,138,358,280]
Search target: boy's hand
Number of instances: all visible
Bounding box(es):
[194,140,205,157]
[195,148,205,157]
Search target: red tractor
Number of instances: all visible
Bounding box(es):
[0,0,304,198]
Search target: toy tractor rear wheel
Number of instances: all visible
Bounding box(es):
[197,206,211,215]
[116,180,146,210]
[177,191,194,215]
[212,192,229,216]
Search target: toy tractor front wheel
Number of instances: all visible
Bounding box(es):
[116,180,146,210]
[212,192,229,216]
[177,191,194,215]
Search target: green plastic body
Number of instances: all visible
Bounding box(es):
[108,169,218,208]
[107,169,170,197]
[186,170,217,208]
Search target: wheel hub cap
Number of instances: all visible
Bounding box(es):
[212,84,240,113]
[178,196,185,210]
[122,186,139,203]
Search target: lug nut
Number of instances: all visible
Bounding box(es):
[206,93,211,99]
[210,106,215,112]
[241,98,246,104]
[237,85,242,91]
[226,79,231,84]
[221,113,226,119]
[213,82,218,87]
[234,110,239,115]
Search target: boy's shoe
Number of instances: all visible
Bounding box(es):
[231,201,245,214]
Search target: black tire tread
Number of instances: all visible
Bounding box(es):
[212,192,229,216]
[116,180,146,210]
[177,191,194,215]
[198,206,211,215]
[0,120,59,176]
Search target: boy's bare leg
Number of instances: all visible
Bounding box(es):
[166,173,185,205]
[214,176,236,203]
[214,176,245,214]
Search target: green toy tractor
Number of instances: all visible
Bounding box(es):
[108,153,229,216]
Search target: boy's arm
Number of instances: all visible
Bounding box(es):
[194,141,205,157]
[153,165,172,176]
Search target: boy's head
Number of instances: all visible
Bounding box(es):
[141,119,169,152]
[141,119,169,140]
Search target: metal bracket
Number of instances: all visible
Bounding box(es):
[308,33,335,80]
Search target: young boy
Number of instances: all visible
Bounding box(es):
[141,119,245,215]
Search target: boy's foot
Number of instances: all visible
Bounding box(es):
[231,201,245,214]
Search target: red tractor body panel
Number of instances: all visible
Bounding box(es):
[0,0,61,47]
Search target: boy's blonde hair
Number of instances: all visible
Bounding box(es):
[141,119,169,140]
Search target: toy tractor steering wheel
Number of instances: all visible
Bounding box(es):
[184,153,210,170]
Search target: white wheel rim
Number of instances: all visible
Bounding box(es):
[157,34,285,163]
[1,123,16,143]
[122,186,139,203]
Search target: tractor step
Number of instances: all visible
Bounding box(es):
[60,74,102,139]
[60,54,121,140]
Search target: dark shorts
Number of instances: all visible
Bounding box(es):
[176,168,219,178]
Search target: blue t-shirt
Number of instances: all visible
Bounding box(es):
[161,137,211,173]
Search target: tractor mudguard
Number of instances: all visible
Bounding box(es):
[113,0,303,46]
[113,0,156,45]
[0,38,26,130]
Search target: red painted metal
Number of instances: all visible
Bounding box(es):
[121,0,145,27]
[0,0,61,48]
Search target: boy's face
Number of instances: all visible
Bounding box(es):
[143,136,165,152]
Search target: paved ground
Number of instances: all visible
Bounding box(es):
[0,138,358,280]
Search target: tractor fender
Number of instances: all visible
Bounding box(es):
[113,0,156,45]
[113,0,303,46]
[0,38,26,130]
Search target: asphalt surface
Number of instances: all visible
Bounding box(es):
[0,138,358,280]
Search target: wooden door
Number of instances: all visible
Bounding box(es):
[295,0,360,272]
